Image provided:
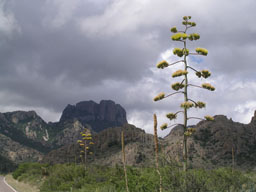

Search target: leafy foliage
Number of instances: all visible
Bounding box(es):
[0,155,17,173]
[12,163,256,192]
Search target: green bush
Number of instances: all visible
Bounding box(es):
[0,155,17,174]
[12,162,256,192]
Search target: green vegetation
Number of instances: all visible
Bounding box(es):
[0,154,17,173]
[12,162,256,192]
[154,16,215,171]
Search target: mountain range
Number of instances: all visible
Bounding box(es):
[0,100,256,172]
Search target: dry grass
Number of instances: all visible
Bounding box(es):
[5,174,39,192]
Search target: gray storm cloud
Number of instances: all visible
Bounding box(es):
[0,0,255,136]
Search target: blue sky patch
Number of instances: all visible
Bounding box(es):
[190,56,203,64]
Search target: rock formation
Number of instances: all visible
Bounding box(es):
[59,100,128,132]
[164,112,256,169]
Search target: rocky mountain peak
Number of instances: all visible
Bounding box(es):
[59,100,127,132]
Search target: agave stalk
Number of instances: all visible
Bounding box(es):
[154,114,162,192]
[77,127,94,170]
[121,131,129,192]
[183,23,189,172]
[154,16,215,172]
[232,146,235,173]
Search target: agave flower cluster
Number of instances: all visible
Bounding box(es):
[153,16,215,171]
[77,128,94,164]
[184,127,196,136]
[154,92,165,101]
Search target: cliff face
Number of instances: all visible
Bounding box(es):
[59,100,128,132]
[0,111,52,153]
[0,133,43,163]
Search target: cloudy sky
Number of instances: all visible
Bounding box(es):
[0,0,256,136]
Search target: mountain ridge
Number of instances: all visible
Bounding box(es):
[0,100,256,172]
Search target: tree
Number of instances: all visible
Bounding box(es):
[154,16,215,172]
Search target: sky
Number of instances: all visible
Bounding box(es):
[0,0,256,137]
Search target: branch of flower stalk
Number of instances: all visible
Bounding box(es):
[176,40,185,43]
[189,53,207,56]
[188,99,198,105]
[168,60,185,66]
[167,123,184,129]
[187,117,205,121]
[175,111,184,115]
[187,84,203,89]
[187,66,199,73]
[165,91,184,98]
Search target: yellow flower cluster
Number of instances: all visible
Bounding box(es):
[172,70,188,78]
[171,82,185,91]
[182,16,195,26]
[202,83,215,91]
[205,115,214,121]
[170,26,177,33]
[166,113,177,120]
[84,137,92,140]
[153,92,165,101]
[184,127,196,136]
[188,33,200,41]
[201,70,211,78]
[171,33,188,41]
[180,101,194,109]
[195,47,208,56]
[77,128,94,159]
[182,21,196,26]
[196,70,211,78]
[156,60,169,69]
[183,16,191,20]
[173,48,189,57]
[195,101,206,108]
[160,123,168,130]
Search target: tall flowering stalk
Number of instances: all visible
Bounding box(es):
[154,114,162,192]
[121,131,129,192]
[77,127,94,169]
[154,16,215,171]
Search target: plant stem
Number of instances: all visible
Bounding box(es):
[121,131,129,192]
[154,114,162,192]
[183,25,188,173]
[232,146,235,173]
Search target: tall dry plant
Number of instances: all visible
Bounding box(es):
[154,16,215,171]
[232,146,235,173]
[77,127,94,169]
[121,131,129,192]
[154,114,162,192]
